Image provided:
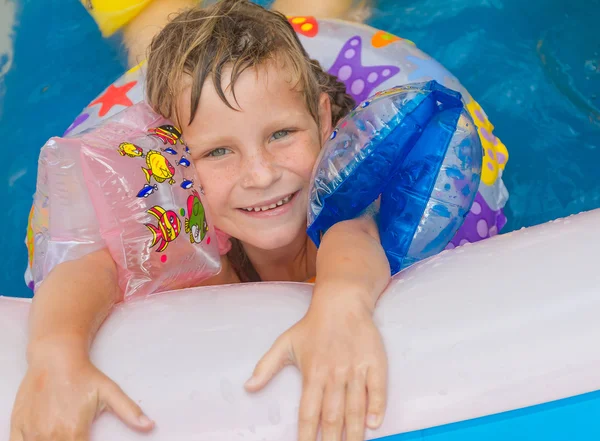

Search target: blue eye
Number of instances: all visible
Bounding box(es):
[271,130,290,140]
[207,148,230,157]
[330,129,338,140]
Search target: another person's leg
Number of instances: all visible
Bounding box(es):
[123,0,196,67]
[122,0,371,67]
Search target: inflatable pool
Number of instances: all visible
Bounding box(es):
[3,208,600,440]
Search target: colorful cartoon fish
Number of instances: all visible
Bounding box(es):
[137,184,158,198]
[180,179,194,190]
[177,156,191,167]
[142,150,176,185]
[185,190,208,244]
[148,125,183,145]
[163,147,178,155]
[118,142,143,158]
[145,205,181,252]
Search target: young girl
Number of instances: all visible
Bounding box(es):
[10,1,390,441]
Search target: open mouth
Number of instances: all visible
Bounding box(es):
[240,192,297,213]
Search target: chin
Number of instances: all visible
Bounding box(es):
[238,224,306,251]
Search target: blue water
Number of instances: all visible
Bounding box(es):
[1,0,599,300]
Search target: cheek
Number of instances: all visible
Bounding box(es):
[193,161,236,215]
[298,154,318,181]
[284,135,321,180]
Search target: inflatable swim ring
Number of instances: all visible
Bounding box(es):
[24,17,510,289]
[5,209,600,440]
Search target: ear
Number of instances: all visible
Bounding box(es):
[318,92,333,146]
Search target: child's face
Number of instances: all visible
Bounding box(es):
[177,62,332,251]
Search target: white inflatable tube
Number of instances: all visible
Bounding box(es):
[3,209,600,440]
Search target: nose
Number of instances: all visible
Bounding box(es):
[240,146,282,190]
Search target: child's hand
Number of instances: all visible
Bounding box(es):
[245,292,388,441]
[10,346,153,441]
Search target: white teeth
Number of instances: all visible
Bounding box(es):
[244,194,294,212]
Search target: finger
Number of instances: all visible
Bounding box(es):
[298,380,324,441]
[245,334,291,392]
[100,379,154,432]
[9,427,24,441]
[366,366,387,429]
[345,373,367,441]
[320,379,346,441]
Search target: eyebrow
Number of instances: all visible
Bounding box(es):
[188,130,237,150]
[263,110,310,129]
[189,94,312,149]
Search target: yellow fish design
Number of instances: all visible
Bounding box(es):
[142,150,176,185]
[118,142,143,158]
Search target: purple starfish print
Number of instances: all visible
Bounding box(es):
[328,36,400,103]
[63,113,89,137]
[446,192,507,249]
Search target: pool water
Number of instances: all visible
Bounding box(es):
[1,0,599,297]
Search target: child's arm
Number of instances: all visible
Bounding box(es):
[313,213,390,310]
[245,214,391,441]
[10,249,154,441]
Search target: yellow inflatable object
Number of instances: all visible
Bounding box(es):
[81,0,154,37]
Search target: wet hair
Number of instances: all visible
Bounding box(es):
[146,0,356,282]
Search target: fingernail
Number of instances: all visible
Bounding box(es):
[139,414,154,427]
[367,413,381,427]
[244,377,257,388]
